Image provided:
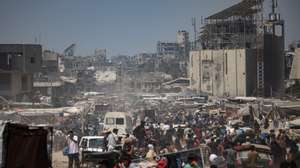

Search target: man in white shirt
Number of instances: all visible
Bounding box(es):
[66,131,80,168]
[107,128,118,151]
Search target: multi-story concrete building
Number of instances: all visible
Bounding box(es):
[131,53,156,72]
[0,44,42,101]
[63,48,107,76]
[190,0,285,97]
[157,31,190,60]
[42,50,62,73]
[177,30,190,77]
[157,31,191,77]
[95,49,107,64]
[177,30,190,61]
[64,56,96,76]
[157,41,179,58]
[177,30,189,46]
[132,53,156,65]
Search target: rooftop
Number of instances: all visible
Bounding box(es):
[206,0,261,20]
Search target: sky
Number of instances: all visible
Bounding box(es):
[0,0,299,57]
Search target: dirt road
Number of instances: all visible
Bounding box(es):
[52,151,68,168]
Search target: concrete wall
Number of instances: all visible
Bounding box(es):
[224,49,247,96]
[189,51,201,92]
[290,48,300,80]
[0,72,32,100]
[189,49,256,97]
[10,72,22,96]
[0,72,11,96]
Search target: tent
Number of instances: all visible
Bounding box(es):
[0,121,53,168]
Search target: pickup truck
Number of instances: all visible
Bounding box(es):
[79,136,120,168]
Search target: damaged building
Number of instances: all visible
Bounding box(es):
[63,48,107,77]
[0,44,42,101]
[190,0,284,97]
[157,30,191,77]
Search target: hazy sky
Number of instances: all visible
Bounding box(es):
[0,0,299,56]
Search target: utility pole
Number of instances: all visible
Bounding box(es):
[192,17,197,50]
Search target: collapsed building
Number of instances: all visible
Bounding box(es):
[33,50,78,106]
[190,0,285,97]
[63,46,107,77]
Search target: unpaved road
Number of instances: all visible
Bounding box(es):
[52,151,68,168]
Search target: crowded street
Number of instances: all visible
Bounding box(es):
[48,93,300,168]
[1,0,300,167]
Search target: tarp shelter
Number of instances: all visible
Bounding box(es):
[289,118,300,129]
[0,121,53,168]
[290,118,300,126]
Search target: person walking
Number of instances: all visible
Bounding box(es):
[224,144,236,168]
[247,145,259,168]
[186,129,195,149]
[133,121,146,149]
[66,131,80,168]
[107,128,118,151]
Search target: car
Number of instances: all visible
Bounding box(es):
[79,136,106,166]
[79,136,105,153]
[235,144,273,168]
[79,136,123,167]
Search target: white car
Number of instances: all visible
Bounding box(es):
[79,136,108,166]
[79,136,105,153]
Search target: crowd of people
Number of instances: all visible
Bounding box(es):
[104,110,300,168]
[64,110,300,168]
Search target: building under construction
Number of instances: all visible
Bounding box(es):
[190,0,284,97]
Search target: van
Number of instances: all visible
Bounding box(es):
[103,112,133,135]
